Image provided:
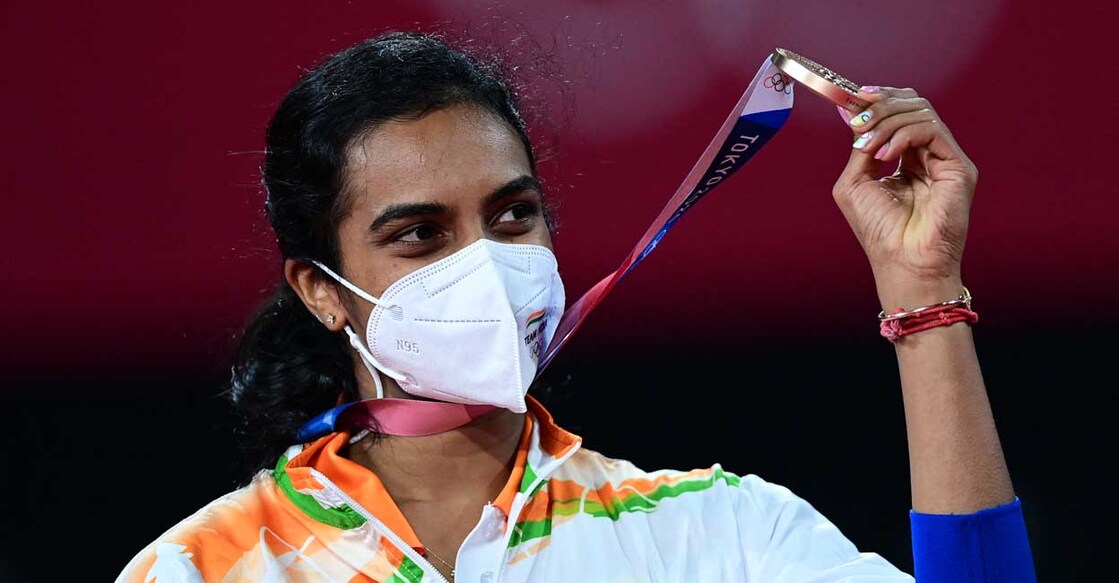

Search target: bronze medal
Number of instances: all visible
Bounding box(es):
[770,48,869,112]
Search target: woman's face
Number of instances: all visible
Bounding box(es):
[332,103,551,332]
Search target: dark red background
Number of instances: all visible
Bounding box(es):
[2,1,1112,580]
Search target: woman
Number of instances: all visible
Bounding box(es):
[118,31,1035,582]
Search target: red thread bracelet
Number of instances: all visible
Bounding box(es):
[878,288,978,342]
[879,303,978,342]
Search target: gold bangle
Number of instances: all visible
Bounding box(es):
[877,286,972,322]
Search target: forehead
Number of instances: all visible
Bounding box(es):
[342,104,532,210]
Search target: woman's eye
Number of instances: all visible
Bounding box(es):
[395,223,441,244]
[494,202,538,224]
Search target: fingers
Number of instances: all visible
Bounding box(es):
[839,86,970,166]
[833,143,879,199]
[844,87,923,132]
[853,109,939,160]
[832,85,978,202]
[832,87,917,188]
[847,97,932,134]
[856,86,919,104]
[879,121,975,185]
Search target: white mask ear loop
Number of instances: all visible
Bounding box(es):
[311,261,388,307]
[342,324,408,399]
[310,260,406,399]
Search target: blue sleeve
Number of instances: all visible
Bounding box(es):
[910,497,1036,582]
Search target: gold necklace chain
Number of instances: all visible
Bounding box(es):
[423,546,455,579]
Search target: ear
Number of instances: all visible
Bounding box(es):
[284,259,348,332]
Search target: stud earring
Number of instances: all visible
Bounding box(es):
[326,314,336,325]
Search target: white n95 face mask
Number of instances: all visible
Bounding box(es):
[312,239,565,414]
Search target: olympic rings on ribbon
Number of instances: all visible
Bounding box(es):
[763,73,792,94]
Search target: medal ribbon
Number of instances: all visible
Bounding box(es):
[540,55,794,369]
[297,54,795,441]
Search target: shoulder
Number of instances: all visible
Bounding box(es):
[116,470,285,582]
[555,447,769,508]
[554,447,840,526]
[554,452,905,576]
[561,446,770,489]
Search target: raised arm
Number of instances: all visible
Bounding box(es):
[831,86,1035,580]
[832,85,1013,513]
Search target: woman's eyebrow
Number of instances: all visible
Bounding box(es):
[484,175,542,207]
[368,202,449,233]
[368,176,540,234]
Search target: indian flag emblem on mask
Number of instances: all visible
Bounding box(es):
[523,308,549,358]
[525,308,547,328]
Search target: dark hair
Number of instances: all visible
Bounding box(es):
[228,31,538,472]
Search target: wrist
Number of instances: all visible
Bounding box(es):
[873,271,964,312]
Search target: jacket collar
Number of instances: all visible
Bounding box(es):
[277,396,582,550]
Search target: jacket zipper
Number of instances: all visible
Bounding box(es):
[306,436,582,583]
[491,442,582,582]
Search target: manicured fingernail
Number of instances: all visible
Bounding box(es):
[836,104,853,122]
[849,109,872,128]
[860,85,880,93]
[852,131,873,149]
[874,141,890,160]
